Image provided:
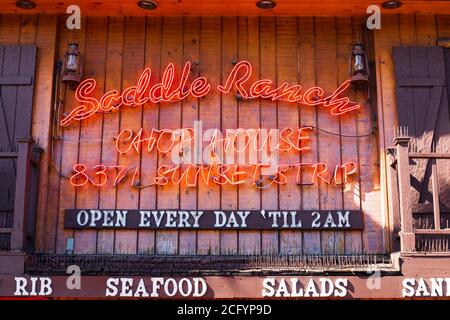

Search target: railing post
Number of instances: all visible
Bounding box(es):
[393,135,415,252]
[11,138,33,251]
[431,158,441,230]
[386,148,401,252]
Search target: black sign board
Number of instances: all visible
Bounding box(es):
[64,209,363,230]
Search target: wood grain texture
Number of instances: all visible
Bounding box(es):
[0,15,21,45]
[237,17,261,255]
[316,17,343,254]
[373,13,450,252]
[0,45,16,226]
[196,17,221,255]
[0,41,37,253]
[277,17,302,254]
[137,17,160,254]
[5,1,450,16]
[20,13,424,255]
[399,14,417,46]
[97,17,124,254]
[437,15,450,38]
[42,16,67,253]
[178,16,199,255]
[220,16,239,255]
[394,47,450,213]
[298,17,320,255]
[55,17,87,253]
[74,17,107,254]
[409,47,432,207]
[337,17,362,254]
[415,14,437,46]
[4,11,449,257]
[155,17,182,254]
[19,15,37,45]
[30,15,58,253]
[260,16,279,255]
[114,17,145,254]
[353,17,383,254]
[373,15,401,253]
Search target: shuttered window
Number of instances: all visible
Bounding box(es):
[0,45,37,250]
[393,46,450,215]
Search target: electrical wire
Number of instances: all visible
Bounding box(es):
[309,126,375,138]
[51,126,375,144]
[53,136,105,143]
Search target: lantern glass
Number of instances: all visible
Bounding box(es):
[65,43,80,73]
[65,54,78,72]
[354,54,364,72]
[351,44,366,74]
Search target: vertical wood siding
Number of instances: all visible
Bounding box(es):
[0,14,450,254]
[42,16,386,255]
[9,14,448,255]
[374,13,449,252]
[0,14,58,253]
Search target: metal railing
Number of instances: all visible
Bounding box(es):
[26,253,393,275]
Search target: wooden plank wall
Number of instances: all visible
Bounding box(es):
[9,14,447,255]
[39,15,389,255]
[374,13,449,252]
[0,14,450,254]
[0,14,58,252]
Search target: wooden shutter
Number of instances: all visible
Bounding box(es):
[0,45,37,249]
[393,46,450,214]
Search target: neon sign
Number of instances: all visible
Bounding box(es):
[60,60,360,126]
[59,60,362,190]
[112,127,313,155]
[218,60,359,116]
[67,125,358,189]
[69,162,357,189]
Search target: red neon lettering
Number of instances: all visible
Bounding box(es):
[68,161,358,188]
[114,126,315,157]
[60,80,99,127]
[294,163,314,185]
[278,127,295,152]
[294,127,313,152]
[274,164,289,185]
[312,163,331,184]
[217,60,252,96]
[218,60,359,116]
[92,165,108,187]
[112,165,127,186]
[334,161,357,186]
[61,62,211,126]
[61,60,359,127]
[99,90,121,113]
[70,164,90,187]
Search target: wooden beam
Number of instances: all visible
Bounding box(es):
[431,159,441,230]
[97,16,124,254]
[4,1,450,16]
[398,77,445,87]
[32,14,58,253]
[393,136,415,252]
[220,16,239,255]
[408,152,450,159]
[0,76,32,85]
[415,229,450,235]
[11,138,32,251]
[386,150,400,251]
[0,152,18,159]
